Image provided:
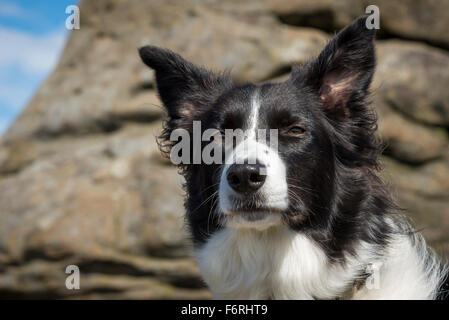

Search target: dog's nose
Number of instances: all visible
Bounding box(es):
[226,163,266,193]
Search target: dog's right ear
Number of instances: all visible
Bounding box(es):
[139,46,232,122]
[293,16,376,120]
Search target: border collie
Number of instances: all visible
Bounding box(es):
[139,16,448,299]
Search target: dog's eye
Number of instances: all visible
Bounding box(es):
[288,126,306,136]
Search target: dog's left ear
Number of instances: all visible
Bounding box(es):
[294,16,376,118]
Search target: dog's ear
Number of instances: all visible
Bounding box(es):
[139,46,232,122]
[294,16,376,118]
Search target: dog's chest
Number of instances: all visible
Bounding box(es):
[195,227,354,299]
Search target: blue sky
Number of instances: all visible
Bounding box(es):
[0,0,78,136]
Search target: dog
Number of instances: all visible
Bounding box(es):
[139,16,448,299]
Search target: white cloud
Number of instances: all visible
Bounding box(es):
[0,78,34,111]
[0,1,32,19]
[0,3,70,131]
[0,27,67,75]
[0,26,69,117]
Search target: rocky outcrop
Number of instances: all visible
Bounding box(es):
[267,0,449,48]
[0,0,448,299]
[375,41,449,126]
[374,41,449,163]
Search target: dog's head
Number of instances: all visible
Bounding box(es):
[139,17,378,238]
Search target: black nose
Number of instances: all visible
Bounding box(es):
[226,163,266,194]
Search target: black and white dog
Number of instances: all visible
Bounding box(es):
[139,16,448,299]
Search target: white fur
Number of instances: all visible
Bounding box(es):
[353,220,447,299]
[196,222,446,300]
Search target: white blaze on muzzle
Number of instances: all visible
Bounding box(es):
[218,91,289,228]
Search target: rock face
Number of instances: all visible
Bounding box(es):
[374,41,449,163]
[268,0,449,48]
[0,0,448,299]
